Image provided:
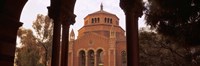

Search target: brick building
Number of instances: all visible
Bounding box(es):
[68,4,126,66]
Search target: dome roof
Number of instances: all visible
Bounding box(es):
[85,4,118,19]
[89,10,115,15]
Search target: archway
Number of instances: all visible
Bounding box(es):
[0,0,27,66]
[88,50,95,66]
[96,49,104,66]
[79,50,86,66]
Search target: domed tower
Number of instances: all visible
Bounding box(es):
[77,4,125,40]
[69,4,126,66]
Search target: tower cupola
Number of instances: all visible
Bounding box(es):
[83,4,119,26]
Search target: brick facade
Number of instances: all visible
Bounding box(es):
[68,4,126,66]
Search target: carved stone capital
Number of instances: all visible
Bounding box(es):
[120,0,144,17]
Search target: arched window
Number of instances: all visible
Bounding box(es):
[79,50,86,66]
[110,19,112,24]
[104,18,107,23]
[92,18,94,23]
[122,51,127,66]
[88,50,95,66]
[95,18,97,23]
[96,49,103,66]
[107,18,109,23]
[98,18,100,23]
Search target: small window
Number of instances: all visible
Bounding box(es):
[107,18,109,23]
[95,18,97,23]
[104,18,106,23]
[110,19,112,24]
[98,18,100,23]
[92,18,94,23]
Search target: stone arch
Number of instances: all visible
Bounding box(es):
[87,48,95,52]
[96,49,104,66]
[96,47,106,55]
[77,48,87,56]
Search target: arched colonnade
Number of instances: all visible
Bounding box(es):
[0,0,143,66]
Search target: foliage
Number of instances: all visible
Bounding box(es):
[139,29,200,66]
[145,0,200,46]
[16,28,42,66]
[32,14,53,66]
[16,14,53,66]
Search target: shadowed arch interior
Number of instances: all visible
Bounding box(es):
[88,50,95,66]
[79,50,86,66]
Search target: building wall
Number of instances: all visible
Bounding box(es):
[69,8,126,66]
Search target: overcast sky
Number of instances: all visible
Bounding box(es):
[20,0,146,37]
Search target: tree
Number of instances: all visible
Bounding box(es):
[139,28,200,66]
[145,0,200,47]
[144,1,200,65]
[16,14,53,66]
[16,28,42,66]
[32,14,53,66]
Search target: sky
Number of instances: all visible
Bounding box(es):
[20,0,147,37]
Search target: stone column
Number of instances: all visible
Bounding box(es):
[48,6,63,66]
[86,53,88,66]
[125,11,139,66]
[60,21,70,66]
[51,17,62,66]
[47,1,63,65]
[120,0,144,66]
[94,52,97,66]
[108,49,115,66]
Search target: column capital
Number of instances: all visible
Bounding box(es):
[61,13,76,26]
[120,0,144,17]
[47,0,76,25]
